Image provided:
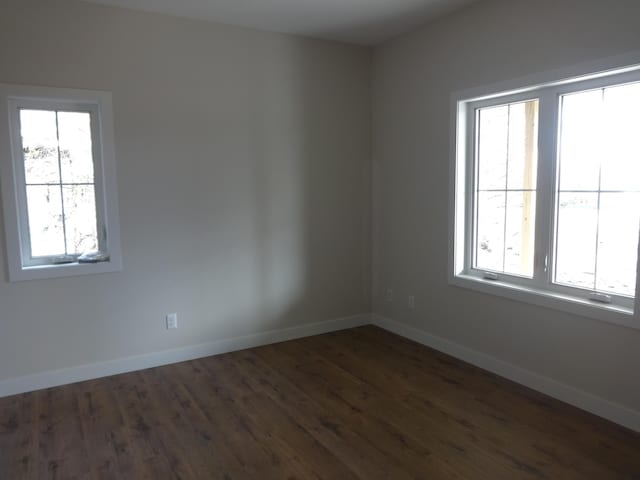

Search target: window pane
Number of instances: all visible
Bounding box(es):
[476,191,505,272]
[558,90,602,191]
[58,111,95,184]
[477,105,508,190]
[596,193,640,297]
[555,193,598,290]
[475,99,538,277]
[504,191,536,277]
[62,185,98,255]
[600,82,640,191]
[556,82,640,299]
[507,101,539,190]
[19,110,60,184]
[26,185,65,257]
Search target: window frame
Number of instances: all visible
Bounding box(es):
[449,57,640,329]
[0,84,122,281]
[467,92,541,283]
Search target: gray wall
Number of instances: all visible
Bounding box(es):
[0,0,371,381]
[372,0,640,411]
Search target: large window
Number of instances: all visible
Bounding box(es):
[0,84,122,281]
[451,64,640,327]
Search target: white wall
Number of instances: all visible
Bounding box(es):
[0,0,371,381]
[372,0,640,412]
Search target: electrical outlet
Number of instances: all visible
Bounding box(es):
[407,295,415,310]
[385,288,393,302]
[166,313,178,330]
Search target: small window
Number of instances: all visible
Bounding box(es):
[451,65,640,328]
[0,84,122,281]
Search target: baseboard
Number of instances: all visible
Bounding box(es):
[0,313,370,398]
[371,314,640,433]
[4,312,638,434]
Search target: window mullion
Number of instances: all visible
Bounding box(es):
[531,88,558,289]
[89,108,107,253]
[54,111,70,257]
[464,105,476,273]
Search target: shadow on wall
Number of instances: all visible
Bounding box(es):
[181,36,369,338]
[248,38,316,332]
[0,0,369,377]
[243,38,367,333]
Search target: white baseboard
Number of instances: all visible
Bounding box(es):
[372,314,640,433]
[0,313,370,398]
[3,311,638,433]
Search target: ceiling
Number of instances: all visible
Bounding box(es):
[82,0,480,45]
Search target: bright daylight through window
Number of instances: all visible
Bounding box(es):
[474,99,539,278]
[0,84,121,281]
[452,65,640,326]
[20,109,99,261]
[555,84,640,297]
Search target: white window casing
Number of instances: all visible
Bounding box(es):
[0,84,122,281]
[449,53,640,329]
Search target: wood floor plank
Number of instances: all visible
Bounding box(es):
[155,361,281,479]
[74,380,127,480]
[221,349,418,480]
[108,371,186,479]
[36,386,92,480]
[302,329,613,479]
[355,326,640,474]
[0,392,38,479]
[169,359,313,479]
[1,325,639,479]
[254,341,504,479]
[140,367,237,479]
[200,354,361,480]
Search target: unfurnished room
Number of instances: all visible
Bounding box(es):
[1,0,640,478]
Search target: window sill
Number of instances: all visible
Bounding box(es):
[9,259,122,282]
[450,273,637,330]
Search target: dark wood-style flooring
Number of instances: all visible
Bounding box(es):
[1,325,640,479]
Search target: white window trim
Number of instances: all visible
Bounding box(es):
[0,84,122,281]
[449,52,640,330]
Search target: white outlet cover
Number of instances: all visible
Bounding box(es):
[166,313,178,329]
